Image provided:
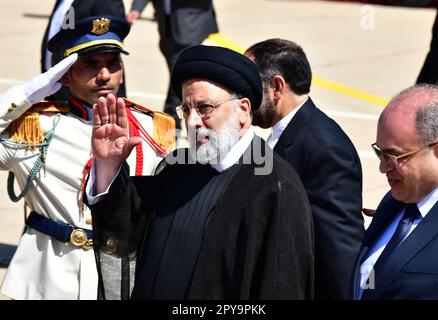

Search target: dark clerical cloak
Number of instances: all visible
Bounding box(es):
[87,136,314,300]
[132,164,239,299]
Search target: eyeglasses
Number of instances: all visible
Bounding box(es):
[371,141,438,168]
[175,97,240,120]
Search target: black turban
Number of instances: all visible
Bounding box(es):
[171,45,263,110]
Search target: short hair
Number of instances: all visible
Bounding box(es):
[415,86,438,145]
[391,84,438,145]
[245,38,312,95]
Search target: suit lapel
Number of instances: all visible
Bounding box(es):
[365,201,438,299]
[351,245,368,299]
[351,195,403,299]
[273,98,316,156]
[361,197,403,250]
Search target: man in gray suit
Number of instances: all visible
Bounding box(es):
[127,0,219,128]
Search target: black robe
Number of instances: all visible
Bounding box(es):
[87,136,314,300]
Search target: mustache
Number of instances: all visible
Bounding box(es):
[194,127,220,143]
[196,127,211,139]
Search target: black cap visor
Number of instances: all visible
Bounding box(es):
[74,44,129,58]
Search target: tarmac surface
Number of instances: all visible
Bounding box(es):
[0,0,436,299]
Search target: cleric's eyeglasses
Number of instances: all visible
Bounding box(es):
[371,141,438,168]
[175,97,240,120]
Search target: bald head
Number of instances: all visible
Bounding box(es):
[376,84,438,203]
[380,84,438,145]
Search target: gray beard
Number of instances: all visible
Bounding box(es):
[187,117,241,165]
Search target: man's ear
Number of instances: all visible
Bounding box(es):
[60,71,71,86]
[272,75,286,99]
[238,97,251,125]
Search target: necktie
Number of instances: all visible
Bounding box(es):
[362,203,421,299]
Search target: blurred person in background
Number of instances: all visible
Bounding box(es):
[127,0,219,128]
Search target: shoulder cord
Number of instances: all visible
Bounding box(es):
[125,107,168,157]
[6,114,61,202]
[128,115,144,176]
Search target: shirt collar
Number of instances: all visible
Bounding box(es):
[210,128,254,173]
[67,95,93,121]
[269,97,308,147]
[417,186,438,218]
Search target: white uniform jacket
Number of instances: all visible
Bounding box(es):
[0,86,164,299]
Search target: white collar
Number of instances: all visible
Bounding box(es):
[417,186,438,218]
[269,97,308,148]
[210,128,254,173]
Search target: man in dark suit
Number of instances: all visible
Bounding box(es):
[84,45,314,300]
[351,84,438,300]
[417,10,438,85]
[42,0,127,100]
[127,0,219,127]
[245,38,364,300]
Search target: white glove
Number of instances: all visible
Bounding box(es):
[24,53,78,105]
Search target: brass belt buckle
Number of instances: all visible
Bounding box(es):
[70,229,88,248]
[70,228,93,250]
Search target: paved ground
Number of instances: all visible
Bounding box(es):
[0,0,435,299]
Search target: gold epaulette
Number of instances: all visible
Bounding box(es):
[152,111,176,152]
[123,98,176,152]
[7,101,69,150]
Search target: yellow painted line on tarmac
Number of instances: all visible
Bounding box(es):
[207,33,246,55]
[207,33,390,107]
[311,76,389,106]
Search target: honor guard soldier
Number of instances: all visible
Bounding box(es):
[0,15,175,300]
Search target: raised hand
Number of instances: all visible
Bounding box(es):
[91,94,141,193]
[25,53,78,106]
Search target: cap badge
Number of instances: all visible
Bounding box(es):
[91,18,110,35]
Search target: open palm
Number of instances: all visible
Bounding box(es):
[91,94,141,168]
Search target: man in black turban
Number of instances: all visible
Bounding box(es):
[84,45,315,300]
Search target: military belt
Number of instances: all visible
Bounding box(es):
[26,211,93,250]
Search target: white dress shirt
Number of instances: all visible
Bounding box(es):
[267,97,308,149]
[358,186,438,299]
